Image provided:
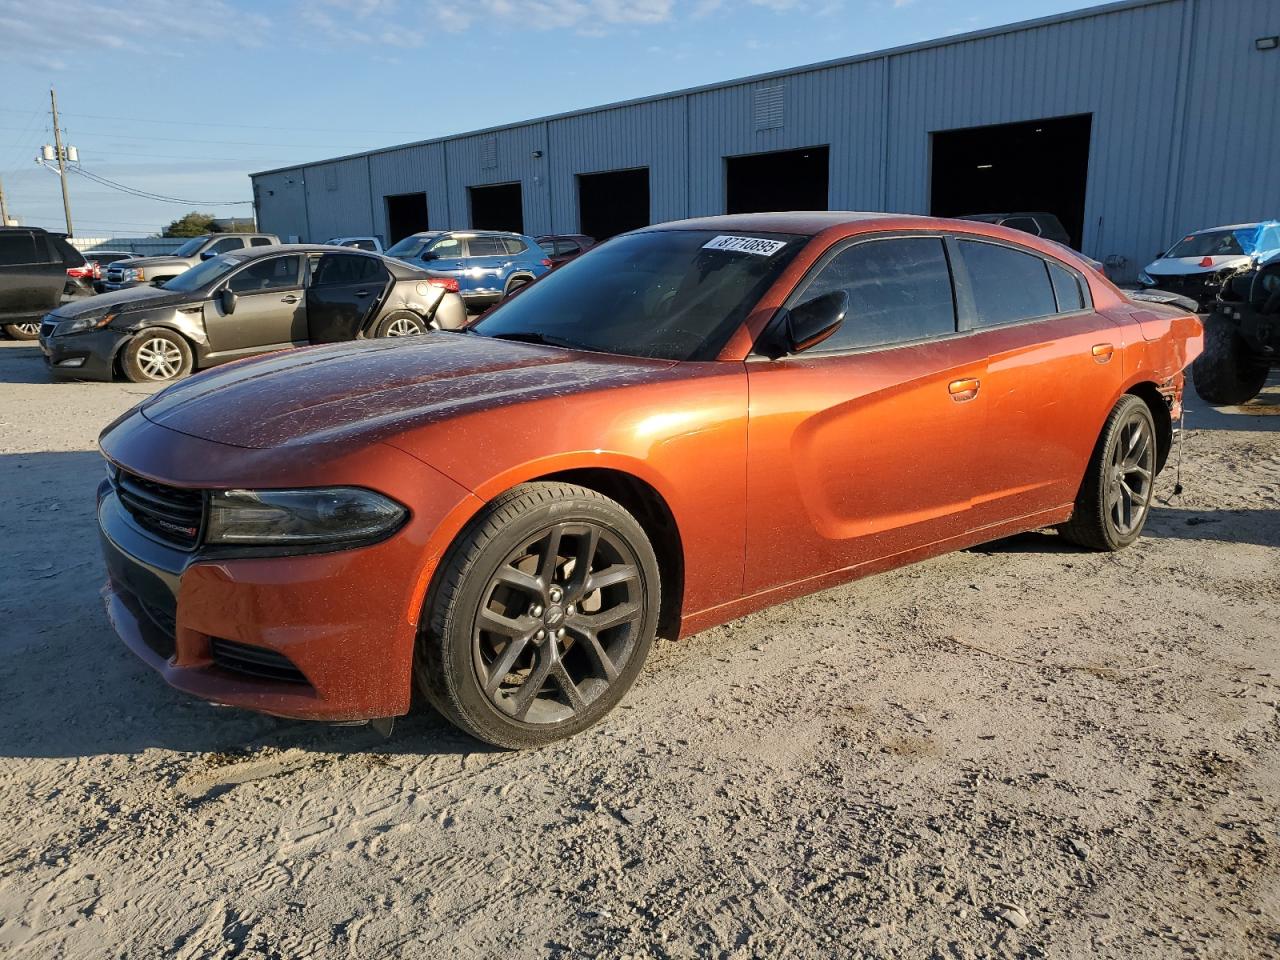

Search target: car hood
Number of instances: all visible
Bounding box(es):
[1144,255,1253,276]
[137,333,678,450]
[48,284,198,320]
[114,255,192,269]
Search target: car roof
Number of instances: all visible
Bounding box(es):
[403,229,525,239]
[1186,221,1274,234]
[636,211,963,236]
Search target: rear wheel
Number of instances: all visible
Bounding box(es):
[416,482,660,749]
[3,322,41,341]
[1193,317,1268,405]
[122,330,193,383]
[503,276,531,298]
[1060,395,1157,551]
[375,311,428,337]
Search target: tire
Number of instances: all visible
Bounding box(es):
[3,322,41,341]
[503,276,531,299]
[121,329,193,383]
[1060,395,1157,551]
[374,310,428,337]
[416,482,661,749]
[1192,318,1268,406]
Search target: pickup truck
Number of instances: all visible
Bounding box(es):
[103,233,279,290]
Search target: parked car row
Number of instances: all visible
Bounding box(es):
[39,245,465,381]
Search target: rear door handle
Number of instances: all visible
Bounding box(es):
[948,378,981,402]
[1091,343,1115,363]
[354,290,370,298]
[280,295,300,304]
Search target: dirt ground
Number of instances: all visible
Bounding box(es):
[0,337,1277,960]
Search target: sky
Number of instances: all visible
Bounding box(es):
[1,0,1110,238]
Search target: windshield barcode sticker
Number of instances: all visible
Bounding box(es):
[702,235,787,256]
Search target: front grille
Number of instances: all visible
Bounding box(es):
[210,639,309,684]
[1153,273,1219,308]
[114,470,205,549]
[106,267,124,282]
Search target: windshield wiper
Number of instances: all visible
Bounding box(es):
[483,331,584,350]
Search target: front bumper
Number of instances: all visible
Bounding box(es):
[39,327,128,380]
[102,279,142,292]
[96,423,480,722]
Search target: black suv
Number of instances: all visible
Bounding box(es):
[0,226,82,340]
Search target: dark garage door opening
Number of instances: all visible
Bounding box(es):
[385,192,428,244]
[726,146,829,215]
[578,168,650,240]
[931,114,1092,249]
[469,183,524,233]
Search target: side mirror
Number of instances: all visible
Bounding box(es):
[419,251,437,261]
[200,249,219,260]
[219,288,237,314]
[783,289,849,354]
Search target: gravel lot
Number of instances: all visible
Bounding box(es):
[0,337,1277,959]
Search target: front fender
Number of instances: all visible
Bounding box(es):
[113,305,210,347]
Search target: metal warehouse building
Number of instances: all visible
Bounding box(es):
[250,0,1278,281]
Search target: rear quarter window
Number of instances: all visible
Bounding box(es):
[1047,261,1085,312]
[959,240,1058,327]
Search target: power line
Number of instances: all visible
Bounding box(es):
[0,105,423,137]
[69,165,252,206]
[0,124,367,150]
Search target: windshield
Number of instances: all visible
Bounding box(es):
[386,235,434,258]
[1165,230,1246,259]
[171,237,207,258]
[471,229,807,361]
[160,254,241,292]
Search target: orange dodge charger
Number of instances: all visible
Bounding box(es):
[97,213,1202,748]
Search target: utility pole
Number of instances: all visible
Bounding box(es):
[0,176,9,225]
[50,88,73,236]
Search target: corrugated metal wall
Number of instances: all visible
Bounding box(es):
[252,0,1279,279]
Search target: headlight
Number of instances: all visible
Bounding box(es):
[59,312,116,335]
[1138,271,1155,286]
[205,487,407,546]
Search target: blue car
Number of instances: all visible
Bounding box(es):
[384,230,551,309]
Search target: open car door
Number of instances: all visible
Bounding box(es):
[306,252,390,343]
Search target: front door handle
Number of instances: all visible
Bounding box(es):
[948,378,981,402]
[280,295,300,304]
[1091,343,1115,363]
[354,290,370,298]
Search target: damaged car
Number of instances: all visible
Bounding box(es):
[1139,221,1280,311]
[40,245,465,382]
[95,213,1201,749]
[1193,251,1280,405]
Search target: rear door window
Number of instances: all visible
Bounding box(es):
[0,232,39,266]
[796,236,957,353]
[958,240,1058,327]
[311,253,385,286]
[467,236,506,257]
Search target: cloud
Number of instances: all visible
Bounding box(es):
[0,0,272,64]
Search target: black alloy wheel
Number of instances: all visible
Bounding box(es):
[417,482,660,749]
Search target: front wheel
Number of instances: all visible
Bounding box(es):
[374,311,428,337]
[122,330,193,383]
[1060,395,1157,551]
[2,322,41,341]
[416,482,661,749]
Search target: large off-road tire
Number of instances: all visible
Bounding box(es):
[1192,318,1268,406]
[121,329,193,383]
[374,310,429,337]
[416,482,660,749]
[1060,395,1157,552]
[2,322,41,341]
